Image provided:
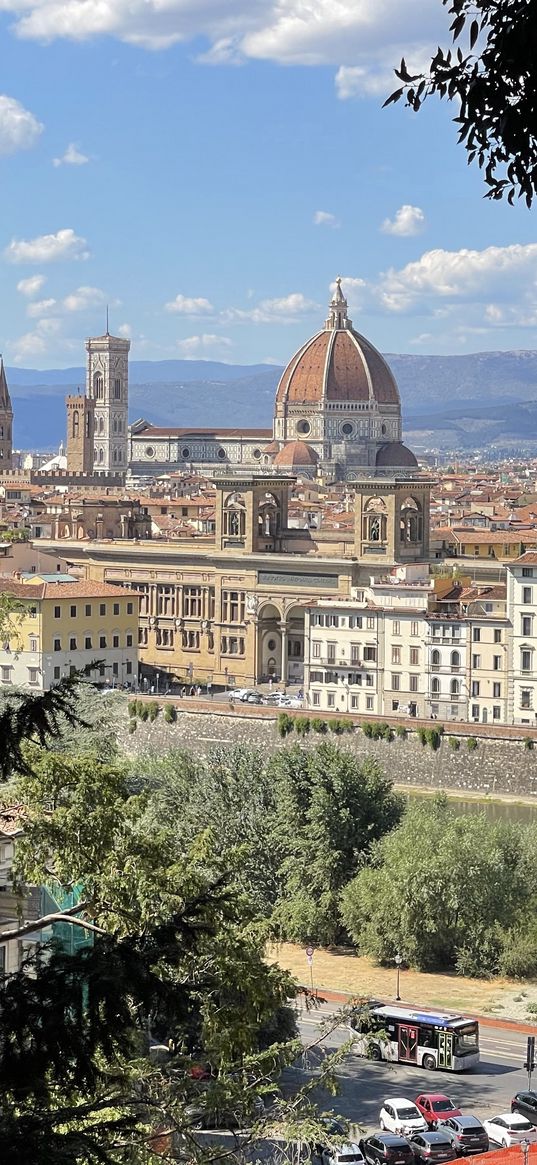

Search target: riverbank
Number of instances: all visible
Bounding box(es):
[269,942,537,1025]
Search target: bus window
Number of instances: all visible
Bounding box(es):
[454,1023,479,1055]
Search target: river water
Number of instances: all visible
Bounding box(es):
[403,788,537,826]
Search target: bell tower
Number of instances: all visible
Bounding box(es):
[354,474,432,565]
[86,328,130,474]
[0,357,13,470]
[214,473,291,553]
[66,392,95,474]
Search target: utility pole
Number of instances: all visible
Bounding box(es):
[524,1035,535,1090]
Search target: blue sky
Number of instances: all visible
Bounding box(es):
[1,0,536,369]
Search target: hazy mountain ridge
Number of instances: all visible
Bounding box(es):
[8,350,537,452]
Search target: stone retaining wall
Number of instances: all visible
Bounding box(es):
[120,704,537,799]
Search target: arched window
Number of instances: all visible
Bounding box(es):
[363,496,387,544]
[113,378,121,400]
[400,496,423,544]
[450,678,460,696]
[223,492,246,539]
[93,372,104,400]
[72,411,79,439]
[451,650,460,669]
[431,649,440,666]
[431,677,440,694]
[98,448,104,464]
[99,417,104,434]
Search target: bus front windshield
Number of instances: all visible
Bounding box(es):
[454,1023,479,1055]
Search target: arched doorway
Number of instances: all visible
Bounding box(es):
[286,604,305,683]
[257,603,282,682]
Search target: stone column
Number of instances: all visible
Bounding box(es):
[279,622,288,685]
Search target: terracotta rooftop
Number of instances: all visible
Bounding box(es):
[273,440,319,467]
[134,426,272,439]
[0,578,136,600]
[276,327,400,406]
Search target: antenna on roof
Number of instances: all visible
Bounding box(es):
[106,304,109,335]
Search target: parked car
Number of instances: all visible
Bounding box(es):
[228,688,254,702]
[512,1093,537,1126]
[313,1116,349,1157]
[408,1132,457,1163]
[321,1142,366,1165]
[359,1134,415,1165]
[380,1099,428,1137]
[415,1096,462,1129]
[438,1116,489,1156]
[244,692,264,704]
[483,1113,537,1147]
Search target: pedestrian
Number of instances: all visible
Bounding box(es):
[180,686,186,699]
[207,682,213,699]
[150,684,155,695]
[196,684,201,697]
[189,685,195,697]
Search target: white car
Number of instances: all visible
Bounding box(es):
[228,689,254,702]
[380,1099,428,1137]
[321,1144,365,1165]
[483,1113,537,1147]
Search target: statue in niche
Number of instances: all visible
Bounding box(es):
[369,516,380,541]
[229,510,240,536]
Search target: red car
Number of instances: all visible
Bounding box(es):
[415,1095,462,1129]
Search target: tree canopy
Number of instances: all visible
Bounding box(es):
[386,0,537,204]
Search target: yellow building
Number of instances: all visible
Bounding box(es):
[0,573,139,690]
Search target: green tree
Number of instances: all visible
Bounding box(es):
[386,0,537,204]
[270,743,403,945]
[341,797,532,974]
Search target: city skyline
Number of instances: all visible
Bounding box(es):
[1,1,537,368]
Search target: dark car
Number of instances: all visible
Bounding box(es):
[314,1116,349,1156]
[359,1134,414,1165]
[512,1093,537,1126]
[409,1132,457,1164]
[439,1117,489,1156]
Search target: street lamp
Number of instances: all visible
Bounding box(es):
[521,1141,530,1165]
[395,953,403,1001]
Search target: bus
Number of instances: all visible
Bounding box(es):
[349,1001,480,1072]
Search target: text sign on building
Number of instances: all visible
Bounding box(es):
[258,571,336,589]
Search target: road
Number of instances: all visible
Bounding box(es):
[294,1003,533,1135]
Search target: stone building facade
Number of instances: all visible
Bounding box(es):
[86,332,130,472]
[0,358,13,470]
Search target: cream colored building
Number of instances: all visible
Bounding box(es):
[507,552,537,725]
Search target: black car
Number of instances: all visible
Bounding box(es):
[359,1134,414,1165]
[439,1117,489,1156]
[512,1092,537,1126]
[409,1132,457,1164]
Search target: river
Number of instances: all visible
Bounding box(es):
[402,787,537,826]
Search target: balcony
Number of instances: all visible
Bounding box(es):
[313,657,363,668]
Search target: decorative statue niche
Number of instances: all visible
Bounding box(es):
[362,496,387,543]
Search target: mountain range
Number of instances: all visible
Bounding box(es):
[7,350,537,455]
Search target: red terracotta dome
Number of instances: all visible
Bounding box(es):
[275,280,399,408]
[273,440,319,467]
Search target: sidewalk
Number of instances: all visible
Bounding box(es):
[269,942,537,1032]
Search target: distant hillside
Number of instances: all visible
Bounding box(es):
[8,349,537,451]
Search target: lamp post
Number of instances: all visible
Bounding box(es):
[521,1139,530,1165]
[395,953,403,1001]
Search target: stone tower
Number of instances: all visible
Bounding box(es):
[65,391,95,474]
[86,330,130,473]
[0,357,13,469]
[354,473,432,565]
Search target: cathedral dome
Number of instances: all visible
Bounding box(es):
[273,440,319,467]
[275,279,400,408]
[375,441,418,469]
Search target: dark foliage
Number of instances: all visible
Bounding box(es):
[386,0,537,204]
[0,672,91,781]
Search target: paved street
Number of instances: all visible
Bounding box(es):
[294,1003,532,1135]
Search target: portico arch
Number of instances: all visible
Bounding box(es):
[257,602,283,681]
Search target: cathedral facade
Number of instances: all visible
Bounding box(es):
[128,280,417,480]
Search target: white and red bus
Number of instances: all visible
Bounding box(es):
[349,1002,479,1072]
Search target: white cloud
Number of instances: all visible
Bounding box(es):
[224,291,318,324]
[11,316,62,364]
[0,2,449,97]
[53,142,89,166]
[17,273,46,297]
[165,293,214,315]
[63,285,107,312]
[117,323,132,337]
[27,297,57,318]
[313,210,340,229]
[381,204,426,237]
[5,228,90,264]
[0,94,43,155]
[376,243,537,313]
[176,334,232,357]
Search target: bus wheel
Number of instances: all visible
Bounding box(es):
[369,1045,382,1062]
[422,1054,436,1070]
